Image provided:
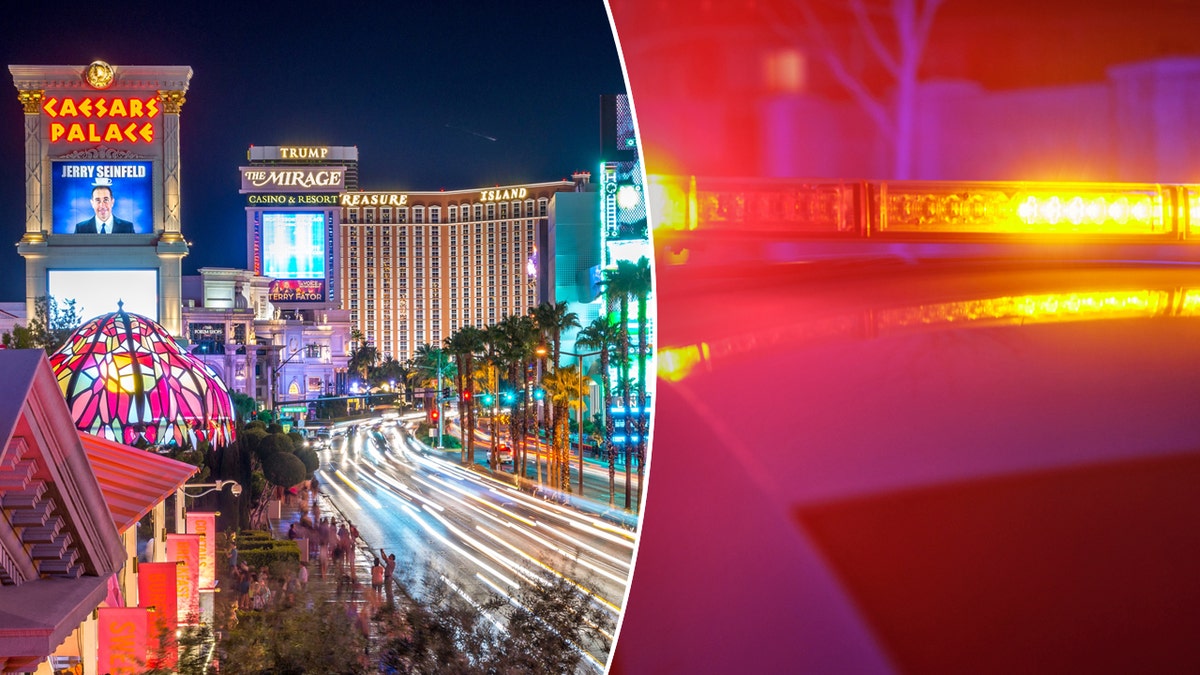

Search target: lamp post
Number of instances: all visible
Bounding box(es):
[534,345,547,478]
[272,343,324,419]
[413,359,448,449]
[560,349,601,495]
[175,480,242,534]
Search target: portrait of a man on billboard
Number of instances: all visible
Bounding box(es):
[52,161,152,234]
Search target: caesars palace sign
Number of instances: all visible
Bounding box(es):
[42,95,160,144]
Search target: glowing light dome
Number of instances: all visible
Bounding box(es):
[49,304,237,448]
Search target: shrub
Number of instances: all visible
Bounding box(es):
[238,539,300,569]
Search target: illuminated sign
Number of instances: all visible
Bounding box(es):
[260,211,327,302]
[279,146,330,159]
[138,561,178,668]
[43,96,159,144]
[262,212,326,273]
[186,512,217,590]
[189,323,224,343]
[48,269,159,320]
[247,193,340,206]
[240,166,344,192]
[166,534,200,622]
[341,192,409,207]
[270,279,326,302]
[480,187,528,202]
[97,607,149,674]
[53,161,152,234]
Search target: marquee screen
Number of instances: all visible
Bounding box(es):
[262,212,327,302]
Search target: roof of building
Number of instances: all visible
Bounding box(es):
[82,432,198,532]
[0,350,127,668]
[49,306,237,448]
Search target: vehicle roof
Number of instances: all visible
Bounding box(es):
[615,259,1200,673]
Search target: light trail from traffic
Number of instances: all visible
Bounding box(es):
[314,418,636,671]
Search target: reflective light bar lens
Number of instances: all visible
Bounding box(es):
[877,183,1167,235]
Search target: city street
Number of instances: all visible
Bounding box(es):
[453,421,643,519]
[313,419,637,671]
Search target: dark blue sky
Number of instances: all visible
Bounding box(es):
[0,1,626,300]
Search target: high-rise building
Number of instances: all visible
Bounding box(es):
[339,179,587,362]
[233,144,601,407]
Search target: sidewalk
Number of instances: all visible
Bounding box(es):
[262,490,404,651]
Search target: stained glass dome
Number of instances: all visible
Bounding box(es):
[49,305,237,448]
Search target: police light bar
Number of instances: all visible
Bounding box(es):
[651,177,1200,242]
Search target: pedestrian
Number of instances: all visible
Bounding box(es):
[332,534,345,577]
[237,564,251,608]
[250,573,266,610]
[298,560,309,589]
[370,557,385,600]
[379,547,398,605]
[227,537,239,571]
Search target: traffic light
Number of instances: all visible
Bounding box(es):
[463,390,472,402]
[533,388,545,401]
[431,407,440,423]
[481,393,495,406]
[502,391,516,404]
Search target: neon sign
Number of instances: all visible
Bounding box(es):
[480,187,528,202]
[42,95,160,144]
[241,168,345,191]
[278,146,330,159]
[341,192,409,207]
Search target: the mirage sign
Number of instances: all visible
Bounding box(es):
[240,166,345,192]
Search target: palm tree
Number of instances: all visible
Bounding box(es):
[628,256,653,511]
[531,301,580,373]
[604,260,637,510]
[577,316,619,506]
[372,356,408,401]
[495,314,538,475]
[542,365,587,492]
[531,302,579,467]
[445,326,485,466]
[481,324,507,470]
[413,343,454,441]
[349,343,379,384]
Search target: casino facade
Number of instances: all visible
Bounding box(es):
[241,145,594,366]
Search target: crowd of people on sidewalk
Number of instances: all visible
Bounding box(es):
[271,490,403,641]
[229,559,310,612]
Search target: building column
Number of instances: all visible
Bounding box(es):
[17,89,46,321]
[157,90,186,239]
[17,89,43,239]
[152,501,166,563]
[156,90,189,336]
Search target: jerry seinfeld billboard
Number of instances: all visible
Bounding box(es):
[52,160,153,234]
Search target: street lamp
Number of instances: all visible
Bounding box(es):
[413,359,449,449]
[272,343,325,418]
[175,480,242,534]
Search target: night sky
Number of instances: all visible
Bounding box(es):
[0,1,626,301]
